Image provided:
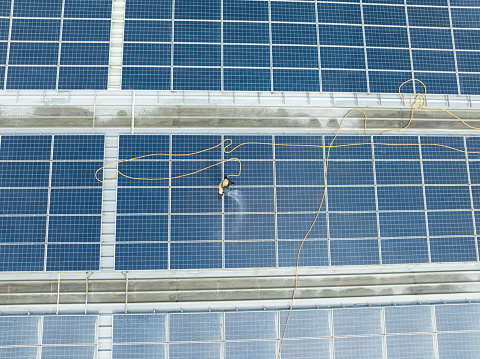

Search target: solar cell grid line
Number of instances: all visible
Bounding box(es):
[464,136,480,261]
[54,0,65,91]
[418,136,433,263]
[2,0,13,91]
[370,137,382,265]
[359,0,371,94]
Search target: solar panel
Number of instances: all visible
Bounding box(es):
[0,315,97,359]
[115,134,480,270]
[111,304,480,359]
[1,1,111,90]
[0,135,104,272]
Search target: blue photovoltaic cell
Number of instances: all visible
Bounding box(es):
[0,135,51,161]
[224,135,272,160]
[331,239,380,266]
[438,332,480,358]
[173,67,221,90]
[280,338,331,359]
[455,30,480,51]
[328,187,376,211]
[171,215,222,241]
[385,305,433,334]
[123,43,171,66]
[169,343,222,359]
[223,22,269,44]
[333,307,383,336]
[54,135,104,160]
[171,188,222,213]
[51,162,104,187]
[11,19,60,41]
[421,136,466,159]
[46,243,100,271]
[329,213,378,239]
[8,42,59,65]
[61,43,110,66]
[0,189,48,215]
[49,188,102,215]
[436,303,480,332]
[273,69,320,92]
[414,72,458,94]
[171,242,222,269]
[364,26,409,48]
[278,240,328,267]
[223,0,268,22]
[0,162,49,187]
[327,161,374,186]
[335,336,383,359]
[170,312,222,342]
[407,7,450,27]
[174,44,219,67]
[428,211,474,236]
[223,45,270,67]
[430,237,477,263]
[0,217,46,243]
[468,162,480,184]
[225,214,275,241]
[272,23,317,45]
[412,50,456,72]
[425,186,471,210]
[367,48,411,70]
[452,8,480,28]
[386,334,435,359]
[117,188,168,214]
[225,311,276,340]
[363,5,406,26]
[58,67,109,90]
[62,19,111,41]
[119,135,169,160]
[171,161,221,186]
[375,161,422,184]
[374,136,420,159]
[113,314,166,343]
[6,66,57,89]
[275,161,324,186]
[0,347,38,358]
[224,160,271,186]
[215,72,252,93]
[460,74,480,95]
[275,136,323,160]
[174,21,220,43]
[466,137,480,159]
[117,161,169,187]
[277,213,327,240]
[13,0,62,18]
[0,316,40,346]
[423,161,468,184]
[380,212,427,237]
[224,188,274,213]
[116,215,168,242]
[322,70,367,92]
[0,245,44,271]
[272,46,318,69]
[175,0,220,20]
[326,135,372,159]
[64,0,113,18]
[271,1,315,23]
[115,243,168,270]
[410,28,453,49]
[319,25,363,46]
[377,186,424,211]
[122,67,171,90]
[125,0,172,19]
[43,316,97,345]
[277,187,326,212]
[226,341,276,359]
[320,47,365,69]
[0,19,9,41]
[0,0,11,17]
[225,241,276,268]
[112,344,166,359]
[41,346,96,358]
[279,309,330,338]
[48,216,101,243]
[318,3,361,24]
[381,238,429,264]
[124,20,171,42]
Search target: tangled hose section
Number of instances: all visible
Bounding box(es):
[94,79,480,358]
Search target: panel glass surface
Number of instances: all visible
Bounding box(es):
[115,134,480,270]
[0,135,104,272]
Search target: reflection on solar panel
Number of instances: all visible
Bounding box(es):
[112,303,480,359]
[121,0,480,94]
[0,315,98,358]
[115,134,480,270]
[0,0,111,89]
[0,135,104,271]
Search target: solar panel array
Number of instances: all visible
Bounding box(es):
[116,134,480,271]
[0,135,104,272]
[112,303,480,359]
[121,0,480,94]
[0,0,111,90]
[0,315,98,358]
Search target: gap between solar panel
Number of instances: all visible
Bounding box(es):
[93,78,480,359]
